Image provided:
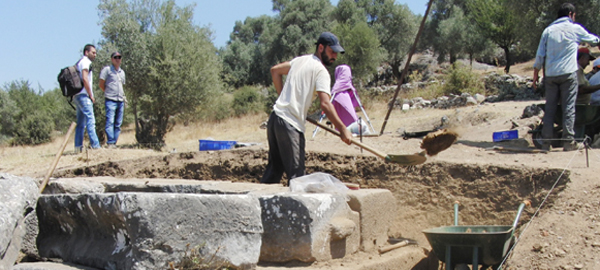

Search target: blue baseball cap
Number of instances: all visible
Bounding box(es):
[316,32,345,54]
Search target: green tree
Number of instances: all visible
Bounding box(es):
[0,88,17,137]
[99,0,223,148]
[99,0,155,144]
[333,21,383,85]
[272,0,335,61]
[357,0,419,80]
[332,0,365,25]
[2,80,55,145]
[43,88,77,133]
[220,15,280,87]
[435,7,466,64]
[331,0,383,85]
[467,0,521,73]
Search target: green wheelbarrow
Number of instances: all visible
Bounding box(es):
[422,201,530,270]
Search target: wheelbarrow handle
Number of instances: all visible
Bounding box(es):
[512,200,531,229]
[454,201,460,226]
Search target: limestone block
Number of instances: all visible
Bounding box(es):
[0,173,39,270]
[44,179,105,194]
[259,193,359,262]
[44,177,287,195]
[347,189,396,252]
[20,211,40,261]
[37,193,263,270]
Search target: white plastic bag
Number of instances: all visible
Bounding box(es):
[347,121,371,135]
[289,172,349,197]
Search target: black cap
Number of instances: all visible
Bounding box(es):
[111,52,122,58]
[316,32,345,54]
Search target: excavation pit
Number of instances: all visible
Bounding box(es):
[40,149,568,269]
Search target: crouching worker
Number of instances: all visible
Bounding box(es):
[261,32,352,184]
[575,47,600,105]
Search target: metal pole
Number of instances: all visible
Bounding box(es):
[359,117,363,153]
[379,0,434,135]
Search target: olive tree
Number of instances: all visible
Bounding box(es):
[99,0,222,147]
[467,0,521,73]
[357,0,419,80]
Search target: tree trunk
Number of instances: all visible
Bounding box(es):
[469,53,474,67]
[449,53,457,64]
[503,46,511,74]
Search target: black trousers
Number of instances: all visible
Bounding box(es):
[260,112,305,184]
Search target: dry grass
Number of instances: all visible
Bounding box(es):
[0,113,271,178]
[164,113,268,152]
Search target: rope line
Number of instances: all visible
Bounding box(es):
[497,147,582,269]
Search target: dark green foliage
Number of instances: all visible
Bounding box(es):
[232,86,264,116]
[1,80,61,145]
[441,62,484,95]
[263,87,278,115]
[467,0,521,73]
[0,89,17,137]
[12,112,55,145]
[43,89,77,132]
[333,21,383,85]
[99,0,223,148]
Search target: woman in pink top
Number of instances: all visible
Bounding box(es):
[331,65,361,127]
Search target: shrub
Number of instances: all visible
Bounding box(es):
[195,94,233,122]
[232,86,264,116]
[12,112,55,145]
[442,62,485,96]
[263,87,278,115]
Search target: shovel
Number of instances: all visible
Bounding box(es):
[307,118,426,166]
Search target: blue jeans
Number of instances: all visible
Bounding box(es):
[74,94,100,150]
[105,99,124,145]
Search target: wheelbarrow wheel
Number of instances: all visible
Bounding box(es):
[531,124,563,149]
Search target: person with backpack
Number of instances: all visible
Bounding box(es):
[99,52,126,148]
[74,44,101,152]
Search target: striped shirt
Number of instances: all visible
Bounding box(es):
[533,17,600,77]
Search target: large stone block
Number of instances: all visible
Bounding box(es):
[259,193,359,262]
[347,189,396,252]
[43,177,287,195]
[37,193,262,270]
[0,173,39,269]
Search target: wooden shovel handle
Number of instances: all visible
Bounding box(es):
[39,122,77,193]
[379,240,410,254]
[307,118,388,159]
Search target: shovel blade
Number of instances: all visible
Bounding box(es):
[385,154,426,166]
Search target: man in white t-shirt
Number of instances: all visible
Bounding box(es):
[261,32,352,184]
[74,44,101,152]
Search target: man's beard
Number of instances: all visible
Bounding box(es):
[321,50,335,66]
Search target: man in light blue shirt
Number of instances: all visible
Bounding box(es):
[532,3,599,151]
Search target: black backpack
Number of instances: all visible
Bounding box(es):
[58,60,84,109]
[58,60,83,97]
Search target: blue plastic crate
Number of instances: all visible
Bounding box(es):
[199,140,237,151]
[492,130,518,142]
